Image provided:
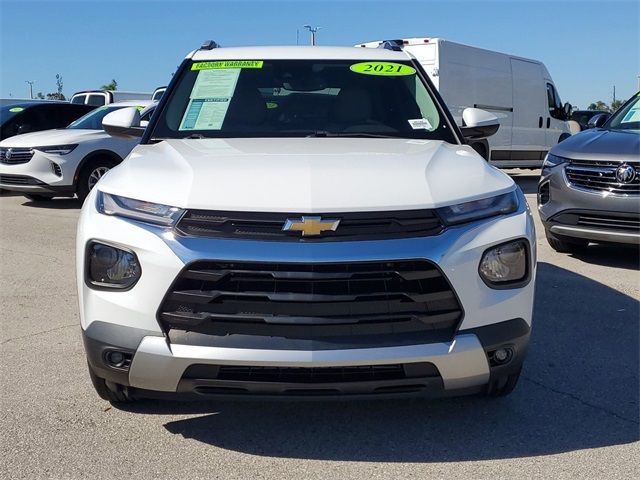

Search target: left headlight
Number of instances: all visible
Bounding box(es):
[96,191,185,226]
[437,190,519,226]
[34,144,78,155]
[86,241,141,290]
[542,153,569,169]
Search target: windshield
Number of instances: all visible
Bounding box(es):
[606,94,640,131]
[0,105,27,124]
[150,59,456,142]
[67,105,145,130]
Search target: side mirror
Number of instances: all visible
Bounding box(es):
[460,108,500,141]
[102,107,144,138]
[587,113,609,129]
[563,102,572,119]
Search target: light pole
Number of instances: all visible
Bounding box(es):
[303,24,321,45]
[25,80,35,99]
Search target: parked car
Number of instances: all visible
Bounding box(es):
[570,109,610,131]
[152,86,167,102]
[0,101,155,201]
[77,43,536,403]
[538,92,639,251]
[356,38,571,167]
[0,101,95,140]
[71,90,152,106]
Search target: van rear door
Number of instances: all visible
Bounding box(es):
[510,58,547,163]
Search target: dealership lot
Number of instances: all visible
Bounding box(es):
[0,171,638,479]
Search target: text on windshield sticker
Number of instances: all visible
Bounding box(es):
[191,60,264,70]
[350,62,416,76]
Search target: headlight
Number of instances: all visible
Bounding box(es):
[437,190,519,226]
[96,191,185,226]
[34,144,78,155]
[479,239,529,288]
[542,153,569,169]
[86,241,141,290]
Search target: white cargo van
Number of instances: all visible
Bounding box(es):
[71,90,152,107]
[357,38,571,168]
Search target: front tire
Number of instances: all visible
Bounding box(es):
[545,229,589,253]
[87,363,133,403]
[77,157,116,202]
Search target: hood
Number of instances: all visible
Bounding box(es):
[552,128,640,163]
[0,128,107,147]
[98,138,515,212]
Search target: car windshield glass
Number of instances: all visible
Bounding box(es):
[68,105,144,130]
[606,94,640,131]
[151,59,455,142]
[0,105,27,123]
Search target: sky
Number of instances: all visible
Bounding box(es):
[0,0,638,109]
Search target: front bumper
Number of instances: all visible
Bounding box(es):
[0,149,78,193]
[78,188,536,398]
[84,318,530,398]
[538,165,640,244]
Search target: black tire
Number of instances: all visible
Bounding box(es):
[76,157,117,202]
[87,363,133,403]
[545,229,589,253]
[486,368,522,397]
[24,193,54,202]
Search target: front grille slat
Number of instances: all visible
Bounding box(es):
[566,161,640,195]
[159,260,462,342]
[0,147,34,165]
[176,209,444,241]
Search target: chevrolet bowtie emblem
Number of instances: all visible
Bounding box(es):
[283,216,341,236]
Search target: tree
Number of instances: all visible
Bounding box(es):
[46,74,66,100]
[587,101,609,112]
[35,92,44,99]
[610,99,624,112]
[100,79,118,91]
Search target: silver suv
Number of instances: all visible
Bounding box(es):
[538,93,640,252]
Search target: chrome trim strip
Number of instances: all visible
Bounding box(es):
[128,334,491,392]
[550,225,640,244]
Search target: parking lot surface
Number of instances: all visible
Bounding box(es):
[1,171,638,479]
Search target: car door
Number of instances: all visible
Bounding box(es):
[510,58,547,162]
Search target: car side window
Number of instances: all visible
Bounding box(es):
[87,95,106,106]
[71,95,87,105]
[546,83,564,120]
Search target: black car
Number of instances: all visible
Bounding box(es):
[0,101,96,140]
[570,109,611,131]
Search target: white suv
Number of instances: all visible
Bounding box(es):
[78,44,536,402]
[0,101,154,202]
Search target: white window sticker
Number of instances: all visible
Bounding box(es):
[179,68,241,131]
[408,118,433,130]
[621,107,640,124]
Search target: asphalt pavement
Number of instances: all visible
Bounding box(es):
[1,170,638,479]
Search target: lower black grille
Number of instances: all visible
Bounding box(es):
[176,209,444,241]
[565,160,640,195]
[159,260,462,343]
[577,214,640,232]
[182,362,439,384]
[0,147,34,165]
[0,174,44,185]
[551,210,640,232]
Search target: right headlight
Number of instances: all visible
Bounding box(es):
[96,191,185,226]
[542,153,569,169]
[479,239,530,288]
[436,190,519,226]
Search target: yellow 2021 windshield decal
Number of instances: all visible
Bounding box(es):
[192,60,264,70]
[350,62,416,76]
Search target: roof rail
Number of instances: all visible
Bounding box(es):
[378,39,404,51]
[200,40,219,50]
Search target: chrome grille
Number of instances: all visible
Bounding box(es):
[565,160,640,195]
[0,147,34,165]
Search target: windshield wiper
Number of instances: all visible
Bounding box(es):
[306,130,400,139]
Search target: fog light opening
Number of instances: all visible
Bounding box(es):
[104,350,132,370]
[489,347,514,366]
